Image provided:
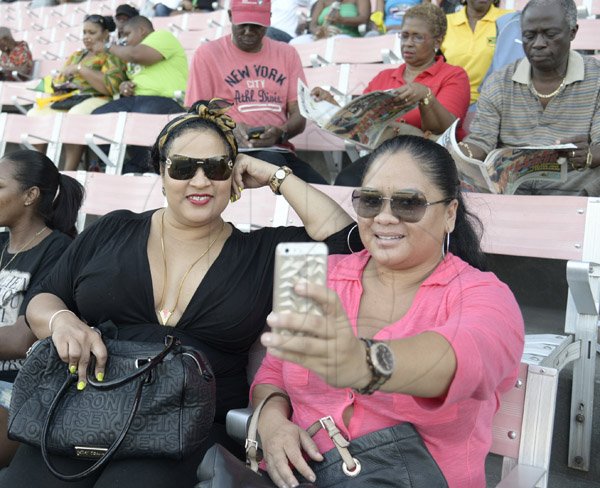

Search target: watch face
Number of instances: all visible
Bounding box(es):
[372,343,395,375]
[275,168,286,179]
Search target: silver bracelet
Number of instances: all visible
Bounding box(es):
[48,309,76,333]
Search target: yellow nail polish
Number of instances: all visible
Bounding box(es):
[77,381,86,391]
[238,186,243,192]
[230,195,235,203]
[96,372,104,382]
[69,365,77,374]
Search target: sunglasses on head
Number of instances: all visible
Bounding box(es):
[165,155,233,181]
[84,14,106,27]
[351,189,452,223]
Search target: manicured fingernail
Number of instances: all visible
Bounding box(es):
[262,333,273,345]
[96,372,104,382]
[266,312,279,325]
[77,381,86,391]
[69,364,77,374]
[238,186,243,192]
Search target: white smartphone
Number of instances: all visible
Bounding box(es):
[273,242,328,320]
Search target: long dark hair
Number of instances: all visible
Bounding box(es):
[4,150,85,238]
[364,136,487,271]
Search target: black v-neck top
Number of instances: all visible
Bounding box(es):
[34,210,358,420]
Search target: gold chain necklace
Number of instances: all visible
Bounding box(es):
[0,226,48,274]
[529,77,566,99]
[157,211,225,326]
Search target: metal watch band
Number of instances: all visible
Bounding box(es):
[353,338,389,395]
[268,166,292,195]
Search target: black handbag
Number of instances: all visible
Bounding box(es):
[197,393,448,488]
[8,327,216,481]
[50,93,93,110]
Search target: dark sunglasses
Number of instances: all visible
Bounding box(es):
[351,189,452,223]
[165,155,233,181]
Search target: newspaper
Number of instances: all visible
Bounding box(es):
[297,79,417,150]
[437,120,575,194]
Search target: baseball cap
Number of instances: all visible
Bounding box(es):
[115,4,139,19]
[230,0,271,27]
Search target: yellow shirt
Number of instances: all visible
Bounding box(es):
[441,5,511,104]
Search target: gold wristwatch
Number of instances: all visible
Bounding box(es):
[354,338,395,395]
[268,166,293,195]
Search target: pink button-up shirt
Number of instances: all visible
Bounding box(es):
[251,251,524,487]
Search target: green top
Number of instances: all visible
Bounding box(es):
[318,3,360,37]
[127,30,188,98]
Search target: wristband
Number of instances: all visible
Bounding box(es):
[48,309,77,333]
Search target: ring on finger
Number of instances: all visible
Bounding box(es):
[586,150,593,168]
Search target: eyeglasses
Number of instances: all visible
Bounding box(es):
[165,155,233,181]
[351,189,452,223]
[398,31,429,45]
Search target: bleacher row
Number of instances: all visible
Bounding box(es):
[0,0,599,175]
[0,1,599,486]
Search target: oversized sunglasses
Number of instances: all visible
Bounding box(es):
[351,189,452,223]
[165,155,233,181]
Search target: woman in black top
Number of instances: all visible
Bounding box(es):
[0,150,84,467]
[2,100,358,487]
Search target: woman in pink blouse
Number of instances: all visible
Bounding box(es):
[251,135,524,488]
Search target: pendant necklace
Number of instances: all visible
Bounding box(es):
[157,211,224,326]
[0,226,48,274]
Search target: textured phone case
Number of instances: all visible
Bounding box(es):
[274,252,327,316]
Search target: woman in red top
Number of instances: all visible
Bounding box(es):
[312,3,470,186]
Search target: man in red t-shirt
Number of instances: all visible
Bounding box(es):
[0,28,33,81]
[186,0,326,184]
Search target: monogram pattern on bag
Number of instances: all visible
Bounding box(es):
[8,338,216,460]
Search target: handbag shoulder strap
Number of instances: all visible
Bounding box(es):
[305,417,359,476]
[246,391,290,472]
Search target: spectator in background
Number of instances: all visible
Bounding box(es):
[291,0,372,43]
[441,0,511,105]
[0,150,84,468]
[93,16,187,172]
[313,3,469,186]
[372,0,429,33]
[186,0,327,184]
[0,28,33,81]
[114,4,139,40]
[460,0,600,196]
[27,15,127,171]
[267,0,314,43]
[479,10,524,87]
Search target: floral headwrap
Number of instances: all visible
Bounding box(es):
[157,98,238,159]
